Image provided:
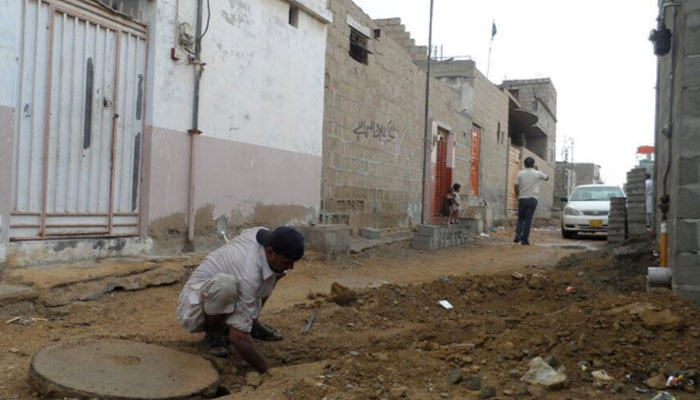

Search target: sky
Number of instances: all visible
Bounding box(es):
[352,0,659,187]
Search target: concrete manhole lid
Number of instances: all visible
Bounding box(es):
[30,339,219,399]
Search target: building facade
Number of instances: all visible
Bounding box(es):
[653,0,700,302]
[0,0,331,265]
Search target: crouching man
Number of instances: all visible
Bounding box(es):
[177,226,304,373]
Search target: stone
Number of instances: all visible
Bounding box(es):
[591,370,615,383]
[359,228,382,239]
[646,374,667,390]
[29,339,219,399]
[521,357,567,389]
[478,386,495,399]
[464,376,482,391]
[511,272,524,280]
[639,309,684,331]
[245,371,262,388]
[445,368,464,384]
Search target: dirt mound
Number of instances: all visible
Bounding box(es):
[248,267,700,399]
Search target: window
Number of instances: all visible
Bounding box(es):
[349,27,369,64]
[289,5,299,27]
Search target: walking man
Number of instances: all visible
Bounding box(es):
[645,173,654,227]
[514,157,548,245]
[177,226,304,373]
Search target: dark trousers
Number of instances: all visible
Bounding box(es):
[516,198,538,244]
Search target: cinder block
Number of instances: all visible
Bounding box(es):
[676,220,700,252]
[298,225,351,255]
[678,186,700,218]
[673,252,700,285]
[360,228,382,239]
[679,156,700,185]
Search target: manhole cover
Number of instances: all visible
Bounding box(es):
[30,339,219,399]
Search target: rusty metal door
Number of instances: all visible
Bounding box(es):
[10,0,147,239]
[507,145,521,210]
[432,132,452,217]
[469,126,481,197]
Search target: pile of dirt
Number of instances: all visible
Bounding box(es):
[234,265,699,399]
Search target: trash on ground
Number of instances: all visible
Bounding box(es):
[521,356,567,388]
[438,300,453,310]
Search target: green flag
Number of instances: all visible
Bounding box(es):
[491,21,497,39]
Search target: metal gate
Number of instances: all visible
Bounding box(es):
[432,129,452,217]
[10,0,148,239]
[469,125,481,197]
[507,145,521,211]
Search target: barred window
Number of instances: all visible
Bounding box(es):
[349,27,370,64]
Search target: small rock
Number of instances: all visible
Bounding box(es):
[478,386,495,399]
[639,309,684,331]
[646,374,667,390]
[349,351,360,357]
[464,376,482,391]
[511,272,524,280]
[440,393,450,399]
[446,368,464,385]
[592,370,615,383]
[245,371,262,388]
[8,348,20,354]
[592,358,604,368]
[347,322,355,327]
[502,387,515,397]
[508,368,520,378]
[527,385,546,398]
[389,386,408,397]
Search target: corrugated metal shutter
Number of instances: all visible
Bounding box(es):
[10,0,147,239]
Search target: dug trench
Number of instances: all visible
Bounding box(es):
[1,231,699,399]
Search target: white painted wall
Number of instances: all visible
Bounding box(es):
[152,0,329,157]
[0,0,21,108]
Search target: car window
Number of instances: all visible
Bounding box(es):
[570,187,624,201]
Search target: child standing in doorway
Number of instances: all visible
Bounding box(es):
[451,183,461,224]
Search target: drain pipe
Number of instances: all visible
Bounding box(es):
[185,0,204,250]
[648,0,680,289]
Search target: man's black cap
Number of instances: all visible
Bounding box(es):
[256,226,305,261]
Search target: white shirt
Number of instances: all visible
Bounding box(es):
[645,179,654,212]
[515,168,548,199]
[183,227,276,332]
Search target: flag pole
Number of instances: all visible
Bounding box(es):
[486,40,493,79]
[487,19,496,79]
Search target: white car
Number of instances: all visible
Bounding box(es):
[561,184,625,239]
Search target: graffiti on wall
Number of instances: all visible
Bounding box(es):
[353,120,405,142]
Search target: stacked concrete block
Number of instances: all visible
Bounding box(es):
[608,197,627,243]
[626,167,648,237]
[359,228,381,239]
[412,224,470,251]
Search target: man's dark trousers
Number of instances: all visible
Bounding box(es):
[516,198,538,244]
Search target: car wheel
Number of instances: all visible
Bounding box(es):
[561,228,575,239]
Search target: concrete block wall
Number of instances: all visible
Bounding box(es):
[626,167,647,237]
[321,0,463,232]
[472,70,511,218]
[412,224,469,251]
[608,197,627,243]
[655,0,700,303]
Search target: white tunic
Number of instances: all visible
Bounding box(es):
[178,227,276,333]
[516,168,549,199]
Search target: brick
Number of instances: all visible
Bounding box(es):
[360,227,382,239]
[677,186,700,218]
[679,156,700,185]
[673,252,700,285]
[676,220,700,252]
[682,56,700,87]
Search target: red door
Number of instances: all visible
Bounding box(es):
[470,126,482,197]
[432,135,453,217]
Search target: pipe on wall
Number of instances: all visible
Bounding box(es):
[185,0,204,248]
[420,0,435,225]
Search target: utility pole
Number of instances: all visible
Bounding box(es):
[421,0,435,224]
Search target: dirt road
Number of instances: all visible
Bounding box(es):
[1,230,698,399]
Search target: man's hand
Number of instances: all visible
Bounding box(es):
[229,326,269,373]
